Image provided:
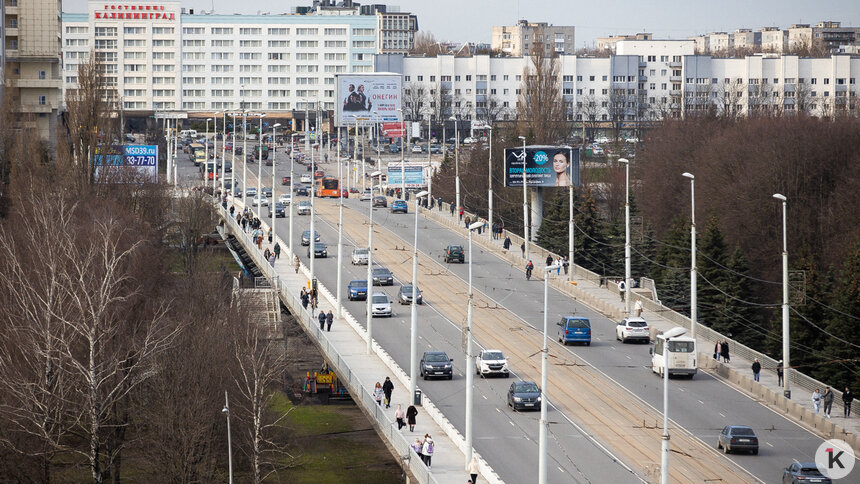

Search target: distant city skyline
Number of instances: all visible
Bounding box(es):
[62,0,860,49]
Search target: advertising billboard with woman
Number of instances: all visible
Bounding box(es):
[503,146,580,187]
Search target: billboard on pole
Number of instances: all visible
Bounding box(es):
[336,73,401,127]
[503,146,580,188]
[94,145,158,183]
[386,162,425,188]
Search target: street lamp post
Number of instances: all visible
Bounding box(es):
[410,190,430,407]
[212,115,218,192]
[222,391,233,484]
[271,123,281,238]
[519,136,529,260]
[487,125,493,239]
[242,110,248,205]
[366,170,383,354]
[619,158,631,315]
[289,133,300,256]
[256,114,266,219]
[451,116,460,215]
[774,193,791,399]
[205,118,212,187]
[336,138,345,318]
[465,219,483,468]
[539,263,560,484]
[400,111,406,196]
[683,172,696,341]
[220,112,226,196]
[231,113,237,201]
[659,327,687,484]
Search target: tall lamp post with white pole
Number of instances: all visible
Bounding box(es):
[336,137,345,317]
[366,170,383,354]
[464,219,483,468]
[450,116,460,214]
[619,157,631,315]
[539,262,560,484]
[220,112,226,195]
[400,109,406,196]
[222,391,233,484]
[659,327,687,484]
[289,133,300,256]
[519,136,529,260]
[256,114,267,219]
[774,193,791,399]
[487,125,493,239]
[242,110,248,203]
[409,190,430,406]
[212,115,218,192]
[204,118,212,188]
[683,172,697,341]
[270,123,281,237]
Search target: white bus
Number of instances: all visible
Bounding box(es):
[651,331,697,378]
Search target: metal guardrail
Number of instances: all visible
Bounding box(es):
[219,207,438,484]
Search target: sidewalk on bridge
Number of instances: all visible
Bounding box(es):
[417,197,859,450]
[225,202,499,484]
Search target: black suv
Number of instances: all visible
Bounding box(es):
[371,267,394,285]
[420,351,453,380]
[444,244,465,263]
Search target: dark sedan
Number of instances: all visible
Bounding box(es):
[716,425,758,454]
[782,462,831,484]
[372,196,388,207]
[420,351,453,380]
[398,285,423,305]
[307,242,328,258]
[507,381,541,411]
[300,230,320,246]
[371,267,394,286]
[268,202,286,218]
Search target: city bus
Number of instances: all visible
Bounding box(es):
[650,330,697,378]
[190,143,205,166]
[315,177,340,198]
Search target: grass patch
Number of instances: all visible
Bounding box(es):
[270,391,354,437]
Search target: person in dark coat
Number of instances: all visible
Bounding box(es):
[721,340,730,363]
[503,236,511,250]
[751,359,761,382]
[406,404,418,431]
[546,255,553,267]
[843,387,854,417]
[325,310,334,331]
[777,361,784,386]
[318,310,326,330]
[382,377,394,408]
[300,288,309,309]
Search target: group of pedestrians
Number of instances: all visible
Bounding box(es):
[317,310,334,331]
[300,287,318,310]
[713,340,731,363]
[410,435,435,469]
[491,221,504,239]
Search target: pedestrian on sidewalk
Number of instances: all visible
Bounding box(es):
[274,242,281,259]
[721,340,730,363]
[714,341,721,361]
[406,404,418,431]
[382,377,394,408]
[843,387,853,417]
[459,206,464,221]
[268,227,273,243]
[449,203,455,216]
[812,388,822,414]
[229,205,235,217]
[618,280,626,302]
[374,382,384,406]
[421,434,434,468]
[563,256,569,275]
[468,455,479,484]
[293,255,300,273]
[268,252,276,267]
[634,299,643,318]
[411,438,424,462]
[300,288,309,309]
[310,287,318,309]
[256,233,263,250]
[464,215,471,229]
[395,404,406,430]
[318,310,326,330]
[752,359,761,382]
[438,197,443,211]
[264,248,271,260]
[823,387,834,418]
[520,242,525,258]
[545,255,553,267]
[326,310,334,331]
[777,361,784,386]
[503,236,511,251]
[556,256,562,275]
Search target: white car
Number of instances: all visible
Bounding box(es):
[296,200,311,215]
[371,292,392,317]
[359,189,372,201]
[251,194,268,207]
[411,144,423,153]
[594,136,610,144]
[300,174,312,183]
[351,248,369,265]
[278,193,291,205]
[475,349,509,378]
[616,317,650,343]
[462,136,477,144]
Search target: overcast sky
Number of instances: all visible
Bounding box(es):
[63,0,860,48]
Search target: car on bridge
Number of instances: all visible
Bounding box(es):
[476,349,509,378]
[245,186,257,198]
[782,462,830,483]
[296,201,311,215]
[390,199,408,213]
[307,242,328,258]
[444,245,465,263]
[347,280,367,301]
[371,267,394,286]
[370,292,392,317]
[507,381,541,411]
[300,174,312,183]
[251,195,268,207]
[295,185,310,197]
[351,248,369,265]
[278,193,291,205]
[557,316,591,346]
[398,285,423,305]
[717,425,758,455]
[261,186,272,198]
[268,202,286,218]
[372,195,387,208]
[300,230,320,246]
[360,189,373,201]
[420,351,453,380]
[616,316,650,343]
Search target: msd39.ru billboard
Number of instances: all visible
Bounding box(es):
[504,146,580,188]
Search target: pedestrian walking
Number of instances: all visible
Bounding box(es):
[556,257,562,275]
[273,242,281,259]
[634,299,643,318]
[406,404,418,431]
[310,287,318,309]
[300,288,309,309]
[843,387,853,417]
[714,341,721,360]
[421,434,435,468]
[268,227,273,243]
[459,206,464,221]
[520,242,525,258]
[721,340,730,363]
[293,255,300,274]
[374,382,384,406]
[464,215,471,229]
[438,197,443,211]
[264,248,271,260]
[545,255,553,267]
[563,255,569,275]
[229,205,235,216]
[618,280,626,302]
[468,455,479,484]
[395,404,406,430]
[411,438,424,462]
[777,361,784,386]
[268,253,276,267]
[256,234,263,250]
[326,310,334,331]
[752,359,761,382]
[823,387,834,418]
[812,388,822,414]
[318,310,326,330]
[503,236,511,251]
[382,376,394,408]
[449,203,455,216]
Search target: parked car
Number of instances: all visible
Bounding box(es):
[717,425,758,455]
[372,196,388,208]
[430,144,442,154]
[347,280,368,301]
[475,350,509,378]
[557,316,591,346]
[251,195,268,207]
[444,244,465,263]
[278,193,291,205]
[370,292,393,317]
[389,144,401,154]
[307,242,328,258]
[360,189,373,201]
[398,285,423,305]
[300,230,320,246]
[411,144,423,154]
[420,351,453,380]
[391,199,408,213]
[371,267,394,286]
[782,462,830,484]
[351,248,369,265]
[615,316,650,343]
[296,200,311,215]
[268,202,286,218]
[507,381,541,411]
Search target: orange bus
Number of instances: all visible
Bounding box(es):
[315,177,340,198]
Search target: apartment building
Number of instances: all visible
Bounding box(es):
[491,20,575,57]
[2,0,63,143]
[692,21,859,55]
[62,1,378,117]
[307,1,418,54]
[596,33,653,52]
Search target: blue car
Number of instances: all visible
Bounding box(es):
[347,280,368,301]
[556,316,591,346]
[391,199,408,214]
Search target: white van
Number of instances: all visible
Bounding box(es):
[179,129,198,139]
[651,331,697,378]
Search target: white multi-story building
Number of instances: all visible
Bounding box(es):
[62,1,378,118]
[492,20,575,57]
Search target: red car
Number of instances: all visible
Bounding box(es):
[224,142,233,151]
[341,190,349,198]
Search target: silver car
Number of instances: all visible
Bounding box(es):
[351,248,369,265]
[296,200,311,215]
[371,292,392,317]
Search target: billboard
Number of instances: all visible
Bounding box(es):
[386,163,425,188]
[504,146,580,188]
[336,73,401,127]
[94,145,158,183]
[382,122,405,138]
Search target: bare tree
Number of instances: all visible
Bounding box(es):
[517,35,568,144]
[410,31,443,57]
[716,80,745,119]
[476,93,509,125]
[577,94,603,141]
[171,189,218,275]
[403,82,429,121]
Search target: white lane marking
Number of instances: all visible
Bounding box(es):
[766,442,774,448]
[496,408,502,413]
[558,466,565,473]
[719,412,726,418]
[482,394,488,400]
[698,400,705,405]
[509,421,515,427]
